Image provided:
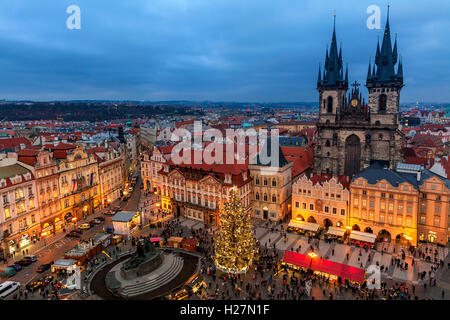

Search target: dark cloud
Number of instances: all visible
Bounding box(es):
[0,0,448,102]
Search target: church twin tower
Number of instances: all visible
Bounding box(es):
[314,9,404,177]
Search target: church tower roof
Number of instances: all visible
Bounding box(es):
[318,14,348,90]
[366,5,403,88]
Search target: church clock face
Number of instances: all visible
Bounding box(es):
[351,99,358,107]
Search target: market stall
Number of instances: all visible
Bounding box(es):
[325,227,346,242]
[287,220,321,236]
[51,259,78,274]
[64,233,112,265]
[281,250,365,284]
[112,211,141,238]
[349,230,376,249]
[182,238,197,252]
[167,236,183,248]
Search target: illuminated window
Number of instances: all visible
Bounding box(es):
[4,208,10,219]
[406,217,412,226]
[420,215,426,224]
[387,215,393,224]
[433,216,440,227]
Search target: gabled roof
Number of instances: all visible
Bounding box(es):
[252,138,289,168]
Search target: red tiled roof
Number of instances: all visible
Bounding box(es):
[44,142,77,150]
[410,134,444,148]
[0,137,31,150]
[86,147,106,154]
[281,146,313,178]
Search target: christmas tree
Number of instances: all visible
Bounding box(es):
[213,187,257,274]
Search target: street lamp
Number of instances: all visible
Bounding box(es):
[307,251,317,269]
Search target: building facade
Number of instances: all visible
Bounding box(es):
[159,163,252,226]
[349,163,450,246]
[0,158,39,257]
[249,139,293,222]
[292,173,350,228]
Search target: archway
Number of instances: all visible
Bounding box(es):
[364,227,373,234]
[295,214,304,221]
[377,229,391,242]
[352,224,360,231]
[307,216,317,223]
[324,218,332,228]
[344,134,361,177]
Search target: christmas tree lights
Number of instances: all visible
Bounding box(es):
[213,187,257,274]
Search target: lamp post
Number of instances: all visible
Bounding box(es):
[308,251,317,269]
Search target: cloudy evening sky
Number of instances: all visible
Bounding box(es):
[0,0,448,102]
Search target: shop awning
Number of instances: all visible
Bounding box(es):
[282,250,365,283]
[349,231,376,244]
[42,225,53,233]
[288,220,320,232]
[282,250,312,269]
[311,257,365,283]
[326,227,345,237]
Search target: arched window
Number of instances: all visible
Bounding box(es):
[264,179,268,186]
[263,194,267,201]
[272,194,276,203]
[325,140,331,147]
[327,96,333,113]
[255,192,260,200]
[379,94,387,112]
[272,179,276,187]
[375,120,381,126]
[378,134,383,140]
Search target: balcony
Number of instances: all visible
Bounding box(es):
[3,201,10,207]
[15,196,25,203]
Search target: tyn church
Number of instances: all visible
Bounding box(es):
[314,10,404,177]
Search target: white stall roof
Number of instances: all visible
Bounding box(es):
[326,227,345,237]
[349,230,376,243]
[53,259,77,267]
[288,220,320,232]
